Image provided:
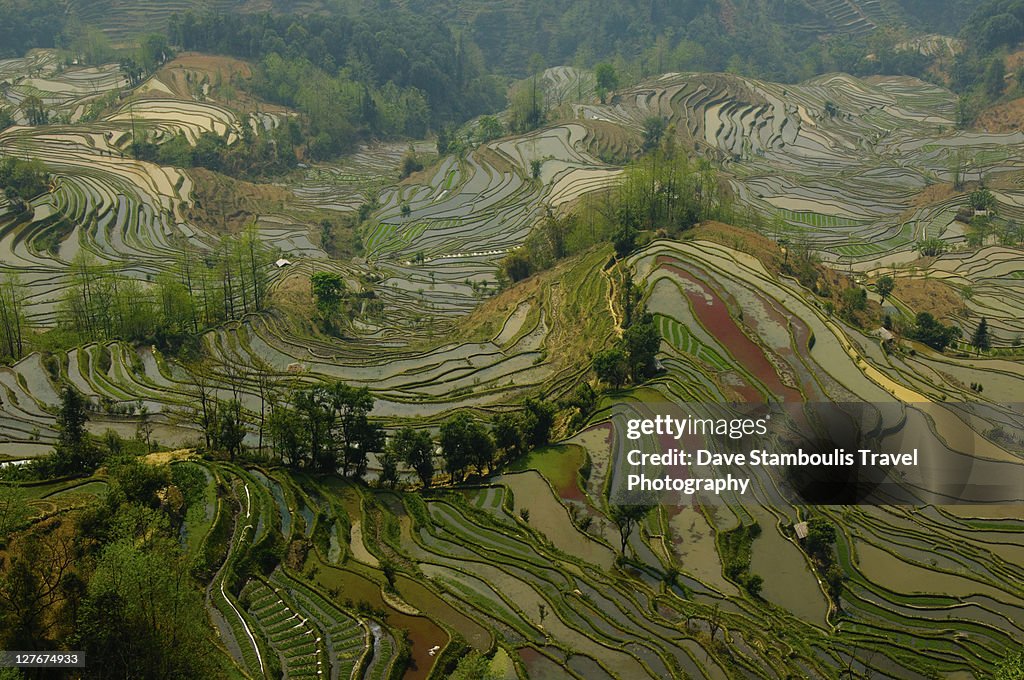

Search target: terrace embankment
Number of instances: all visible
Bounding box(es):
[186,168,292,233]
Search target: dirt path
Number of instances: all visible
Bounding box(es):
[349,520,381,567]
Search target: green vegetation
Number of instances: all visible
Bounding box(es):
[57,228,274,354]
[0,157,48,208]
[0,275,28,363]
[508,55,547,133]
[52,387,100,474]
[440,412,495,483]
[875,275,895,302]
[269,381,383,477]
[996,648,1024,680]
[594,304,662,389]
[449,650,500,679]
[594,62,618,103]
[132,126,299,178]
[972,317,992,353]
[800,518,844,605]
[0,2,1022,679]
[504,143,729,284]
[400,0,960,83]
[0,0,65,58]
[0,455,214,678]
[385,427,434,489]
[616,147,728,235]
[167,9,503,157]
[609,502,650,554]
[718,522,763,597]
[908,311,962,351]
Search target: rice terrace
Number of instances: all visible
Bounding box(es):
[1,1,1023,679]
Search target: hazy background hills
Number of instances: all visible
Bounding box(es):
[3,1,987,73]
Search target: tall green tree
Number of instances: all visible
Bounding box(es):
[910,312,962,351]
[76,534,214,678]
[803,518,837,563]
[311,272,346,313]
[20,94,47,126]
[594,63,618,103]
[492,412,525,460]
[389,427,434,488]
[0,157,48,198]
[522,397,556,449]
[378,447,400,489]
[329,382,383,480]
[593,347,628,389]
[642,116,667,150]
[53,387,100,474]
[216,399,246,461]
[971,317,991,354]
[984,57,1007,98]
[622,315,662,382]
[268,403,306,467]
[970,188,996,213]
[440,413,494,482]
[501,249,533,283]
[0,527,77,649]
[294,386,335,472]
[509,80,545,132]
[875,275,895,302]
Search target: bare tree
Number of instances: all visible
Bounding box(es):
[0,524,77,648]
[185,359,215,449]
[0,274,26,360]
[708,603,722,642]
[250,357,275,454]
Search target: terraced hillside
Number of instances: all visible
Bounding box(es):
[65,0,248,42]
[0,55,629,454]
[803,0,886,36]
[580,70,1024,267]
[2,46,1024,679]
[13,293,1024,679]
[2,51,1024,439]
[0,50,126,124]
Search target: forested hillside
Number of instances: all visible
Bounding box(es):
[0,0,1004,88]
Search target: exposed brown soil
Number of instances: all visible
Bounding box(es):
[985,169,1024,190]
[473,145,517,175]
[894,182,958,223]
[910,182,957,207]
[975,97,1024,133]
[891,275,964,321]
[142,449,197,466]
[185,167,291,234]
[583,119,642,163]
[268,271,315,324]
[691,220,785,274]
[158,53,289,113]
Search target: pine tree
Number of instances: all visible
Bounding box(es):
[52,387,101,473]
[971,317,991,355]
[875,275,894,302]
